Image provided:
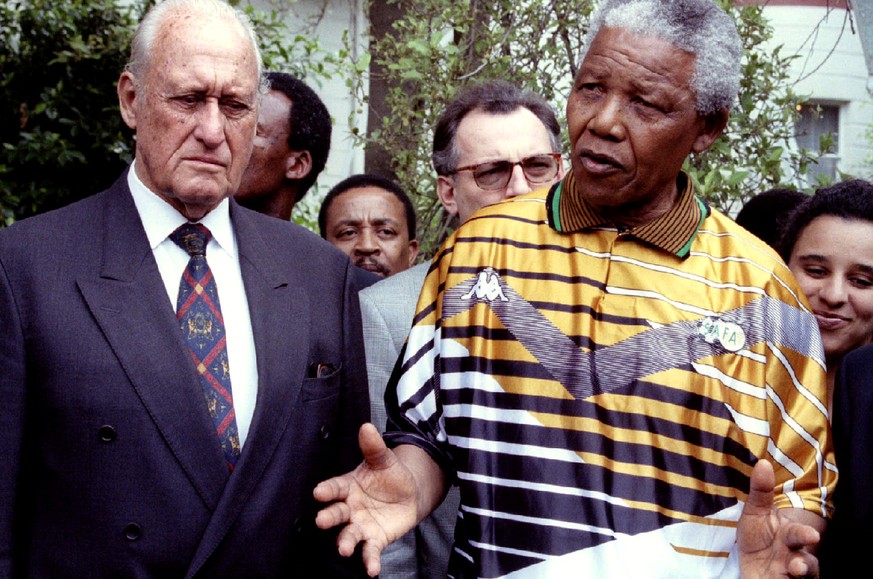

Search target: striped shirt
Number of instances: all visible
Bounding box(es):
[384,173,835,578]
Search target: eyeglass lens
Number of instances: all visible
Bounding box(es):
[473,155,559,190]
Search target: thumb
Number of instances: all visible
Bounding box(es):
[359,423,394,470]
[744,459,776,517]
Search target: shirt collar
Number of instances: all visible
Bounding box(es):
[127,158,236,258]
[546,170,709,258]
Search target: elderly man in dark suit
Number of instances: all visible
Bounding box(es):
[0,0,368,576]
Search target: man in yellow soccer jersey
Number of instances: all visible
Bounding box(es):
[314,1,835,577]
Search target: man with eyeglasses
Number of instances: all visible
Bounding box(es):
[433,82,563,227]
[356,79,562,578]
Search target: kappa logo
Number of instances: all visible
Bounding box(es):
[461,269,509,302]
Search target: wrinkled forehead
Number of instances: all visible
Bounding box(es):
[148,11,259,82]
[456,108,554,157]
[581,29,693,86]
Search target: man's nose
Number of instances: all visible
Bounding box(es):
[505,164,533,198]
[194,99,226,148]
[354,228,379,254]
[587,96,625,140]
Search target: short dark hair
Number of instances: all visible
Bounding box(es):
[318,174,417,241]
[779,179,873,262]
[432,80,561,176]
[265,71,332,201]
[734,188,807,250]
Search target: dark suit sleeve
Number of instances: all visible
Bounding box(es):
[313,259,371,577]
[820,345,873,575]
[0,250,26,575]
[339,259,371,462]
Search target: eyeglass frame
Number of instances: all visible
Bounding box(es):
[447,153,563,191]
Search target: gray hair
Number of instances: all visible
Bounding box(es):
[432,80,562,176]
[579,0,741,115]
[126,0,264,87]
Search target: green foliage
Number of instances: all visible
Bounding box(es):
[1,0,823,239]
[0,0,144,226]
[348,0,819,255]
[243,1,347,89]
[347,0,592,251]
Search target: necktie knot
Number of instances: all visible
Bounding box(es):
[170,223,212,257]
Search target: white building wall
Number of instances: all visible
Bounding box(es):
[764,5,873,180]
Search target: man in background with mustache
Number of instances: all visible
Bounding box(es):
[319,174,419,279]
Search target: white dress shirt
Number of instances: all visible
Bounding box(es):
[127,161,258,448]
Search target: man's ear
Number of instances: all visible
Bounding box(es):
[117,71,139,130]
[286,150,313,181]
[692,107,729,154]
[436,175,460,217]
[407,239,420,267]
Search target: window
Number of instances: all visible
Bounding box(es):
[795,102,840,183]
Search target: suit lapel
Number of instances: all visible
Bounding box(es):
[187,202,310,576]
[77,181,228,510]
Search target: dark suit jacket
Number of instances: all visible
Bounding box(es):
[819,343,873,576]
[0,172,369,577]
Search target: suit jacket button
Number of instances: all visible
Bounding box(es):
[123,523,142,541]
[98,425,117,442]
[292,517,304,533]
[319,425,330,440]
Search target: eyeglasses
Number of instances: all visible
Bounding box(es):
[449,153,562,191]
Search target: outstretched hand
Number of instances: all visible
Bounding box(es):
[738,459,824,578]
[314,423,422,577]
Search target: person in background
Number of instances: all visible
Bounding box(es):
[734,187,806,250]
[319,174,419,279]
[358,79,563,578]
[234,74,379,288]
[779,179,873,407]
[314,0,834,577]
[0,0,368,575]
[780,179,873,577]
[235,71,332,220]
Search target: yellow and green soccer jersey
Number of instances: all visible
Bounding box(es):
[384,175,835,578]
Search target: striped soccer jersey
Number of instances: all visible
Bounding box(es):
[384,178,835,578]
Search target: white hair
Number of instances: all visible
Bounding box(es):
[126,0,264,89]
[580,0,742,115]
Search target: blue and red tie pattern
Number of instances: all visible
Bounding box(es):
[170,223,240,471]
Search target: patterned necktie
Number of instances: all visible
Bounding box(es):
[170,223,240,471]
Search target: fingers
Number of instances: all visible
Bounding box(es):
[744,459,776,517]
[315,497,351,530]
[313,473,350,503]
[786,548,819,578]
[334,516,386,577]
[314,422,383,504]
[335,518,367,557]
[783,520,820,551]
[314,473,353,531]
[362,540,385,577]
